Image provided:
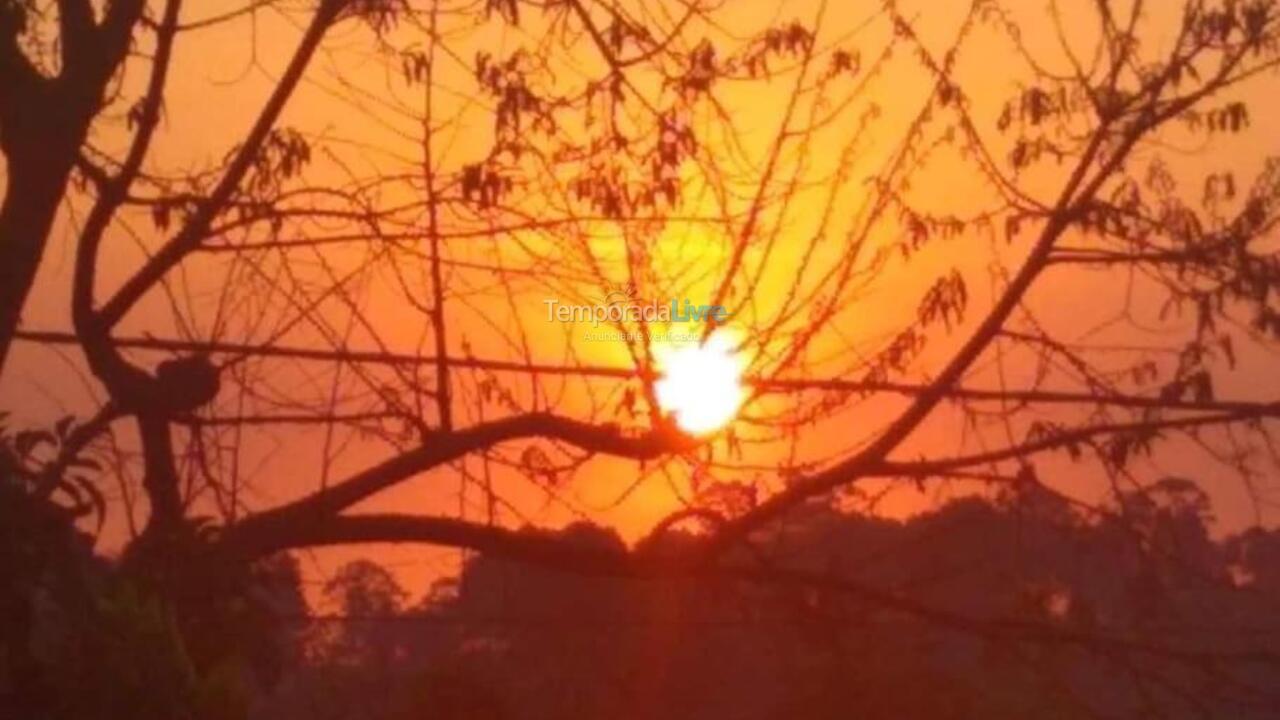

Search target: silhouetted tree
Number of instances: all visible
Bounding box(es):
[4,2,1280,717]
[255,488,1279,719]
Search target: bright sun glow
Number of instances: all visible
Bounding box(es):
[654,331,745,435]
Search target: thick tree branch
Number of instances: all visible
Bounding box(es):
[55,0,96,69]
[221,512,642,573]
[219,412,692,558]
[73,0,182,399]
[0,0,146,377]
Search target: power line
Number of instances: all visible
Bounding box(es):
[15,329,1280,415]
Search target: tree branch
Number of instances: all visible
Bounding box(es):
[700,30,1223,554]
[55,0,96,69]
[96,0,345,329]
[73,0,181,398]
[219,412,692,558]
[221,512,642,574]
[875,409,1270,480]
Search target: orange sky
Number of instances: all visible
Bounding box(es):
[5,0,1280,599]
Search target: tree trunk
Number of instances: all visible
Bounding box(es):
[0,144,77,377]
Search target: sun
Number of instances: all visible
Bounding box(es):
[654,330,745,435]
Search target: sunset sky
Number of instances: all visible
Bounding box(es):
[5,0,1280,602]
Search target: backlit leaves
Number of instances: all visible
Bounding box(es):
[240,127,312,197]
[460,162,512,210]
[343,0,407,36]
[918,270,968,332]
[1182,101,1250,134]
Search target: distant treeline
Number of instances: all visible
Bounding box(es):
[247,480,1280,720]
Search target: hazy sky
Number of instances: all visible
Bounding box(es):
[6,0,1280,598]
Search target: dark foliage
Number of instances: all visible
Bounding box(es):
[263,483,1280,720]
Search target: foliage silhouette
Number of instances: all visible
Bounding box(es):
[266,485,1280,720]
